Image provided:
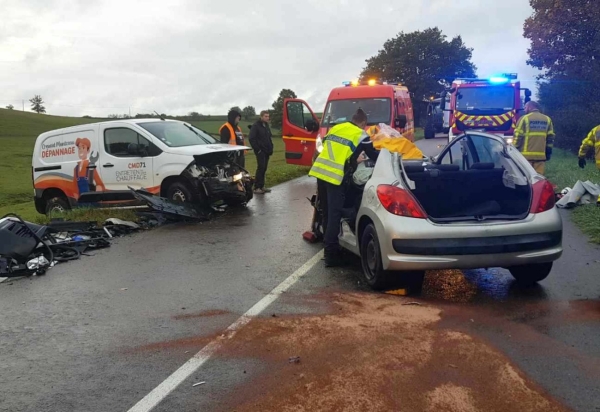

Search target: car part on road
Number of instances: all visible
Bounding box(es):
[130,188,211,222]
[0,213,135,279]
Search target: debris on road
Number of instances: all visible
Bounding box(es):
[288,356,301,364]
[0,213,136,279]
[385,288,408,296]
[401,302,423,306]
[192,381,206,387]
[130,188,210,223]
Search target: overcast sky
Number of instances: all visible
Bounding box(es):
[0,0,540,117]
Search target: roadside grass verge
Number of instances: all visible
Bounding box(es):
[545,149,600,244]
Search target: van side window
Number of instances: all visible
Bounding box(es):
[104,128,161,157]
[286,101,313,130]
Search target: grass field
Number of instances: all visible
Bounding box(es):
[544,149,600,244]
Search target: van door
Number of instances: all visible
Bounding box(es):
[98,125,157,194]
[282,98,320,166]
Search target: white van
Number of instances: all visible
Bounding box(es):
[32,118,253,215]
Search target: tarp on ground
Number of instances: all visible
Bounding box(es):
[556,180,600,209]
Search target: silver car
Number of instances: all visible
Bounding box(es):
[337,131,563,290]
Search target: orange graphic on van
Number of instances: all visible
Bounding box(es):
[74,137,105,197]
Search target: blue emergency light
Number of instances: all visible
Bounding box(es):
[489,76,510,84]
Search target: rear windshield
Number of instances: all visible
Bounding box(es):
[138,122,217,147]
[455,87,515,112]
[321,98,391,127]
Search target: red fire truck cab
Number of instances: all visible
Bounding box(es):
[282,80,415,166]
[441,73,532,144]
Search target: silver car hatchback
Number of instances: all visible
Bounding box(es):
[337,131,563,290]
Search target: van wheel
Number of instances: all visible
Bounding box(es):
[509,262,552,286]
[45,197,70,216]
[166,181,195,203]
[360,223,390,290]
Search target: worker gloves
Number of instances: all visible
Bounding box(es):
[578,157,586,169]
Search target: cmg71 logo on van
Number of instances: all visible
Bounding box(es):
[128,162,146,169]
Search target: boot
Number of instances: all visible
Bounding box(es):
[324,249,345,267]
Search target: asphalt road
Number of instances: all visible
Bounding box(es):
[1,137,599,411]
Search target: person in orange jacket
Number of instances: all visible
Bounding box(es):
[219,109,246,167]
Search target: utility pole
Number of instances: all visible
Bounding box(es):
[22,100,24,111]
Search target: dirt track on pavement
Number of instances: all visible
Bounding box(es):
[214,292,568,412]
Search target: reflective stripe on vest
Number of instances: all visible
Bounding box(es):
[519,112,552,160]
[308,122,365,185]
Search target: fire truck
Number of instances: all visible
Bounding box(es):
[282,79,415,167]
[441,73,532,143]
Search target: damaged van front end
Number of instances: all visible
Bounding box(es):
[182,150,254,207]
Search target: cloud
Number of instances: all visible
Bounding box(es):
[0,0,540,116]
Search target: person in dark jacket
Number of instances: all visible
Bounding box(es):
[248,110,274,194]
[220,109,246,167]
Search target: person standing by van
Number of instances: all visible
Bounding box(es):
[220,109,246,167]
[249,110,274,194]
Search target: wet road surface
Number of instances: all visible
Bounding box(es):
[1,137,599,411]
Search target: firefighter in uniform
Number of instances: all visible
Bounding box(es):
[578,124,600,205]
[578,125,600,171]
[513,101,555,175]
[309,108,376,267]
[219,109,246,167]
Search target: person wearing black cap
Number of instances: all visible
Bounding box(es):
[219,109,246,167]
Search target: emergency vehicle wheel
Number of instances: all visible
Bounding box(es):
[45,197,70,216]
[167,181,195,204]
[360,223,390,290]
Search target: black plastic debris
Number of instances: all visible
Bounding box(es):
[0,213,117,278]
[129,188,210,222]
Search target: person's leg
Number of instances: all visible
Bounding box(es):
[254,152,266,192]
[531,160,545,175]
[262,155,272,192]
[238,153,245,169]
[323,182,345,265]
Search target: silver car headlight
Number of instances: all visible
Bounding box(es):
[316,134,323,154]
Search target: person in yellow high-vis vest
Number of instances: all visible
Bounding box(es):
[513,101,555,175]
[219,109,246,168]
[578,125,600,171]
[309,108,376,267]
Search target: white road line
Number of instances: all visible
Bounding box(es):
[0,278,7,284]
[126,249,324,412]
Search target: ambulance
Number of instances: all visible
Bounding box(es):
[282,79,415,166]
[32,118,253,215]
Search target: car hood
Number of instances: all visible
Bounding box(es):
[162,144,251,156]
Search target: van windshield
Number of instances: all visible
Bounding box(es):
[321,98,391,127]
[138,122,217,147]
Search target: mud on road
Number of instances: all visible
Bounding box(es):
[196,292,568,412]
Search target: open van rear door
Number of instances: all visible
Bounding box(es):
[282,98,320,166]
